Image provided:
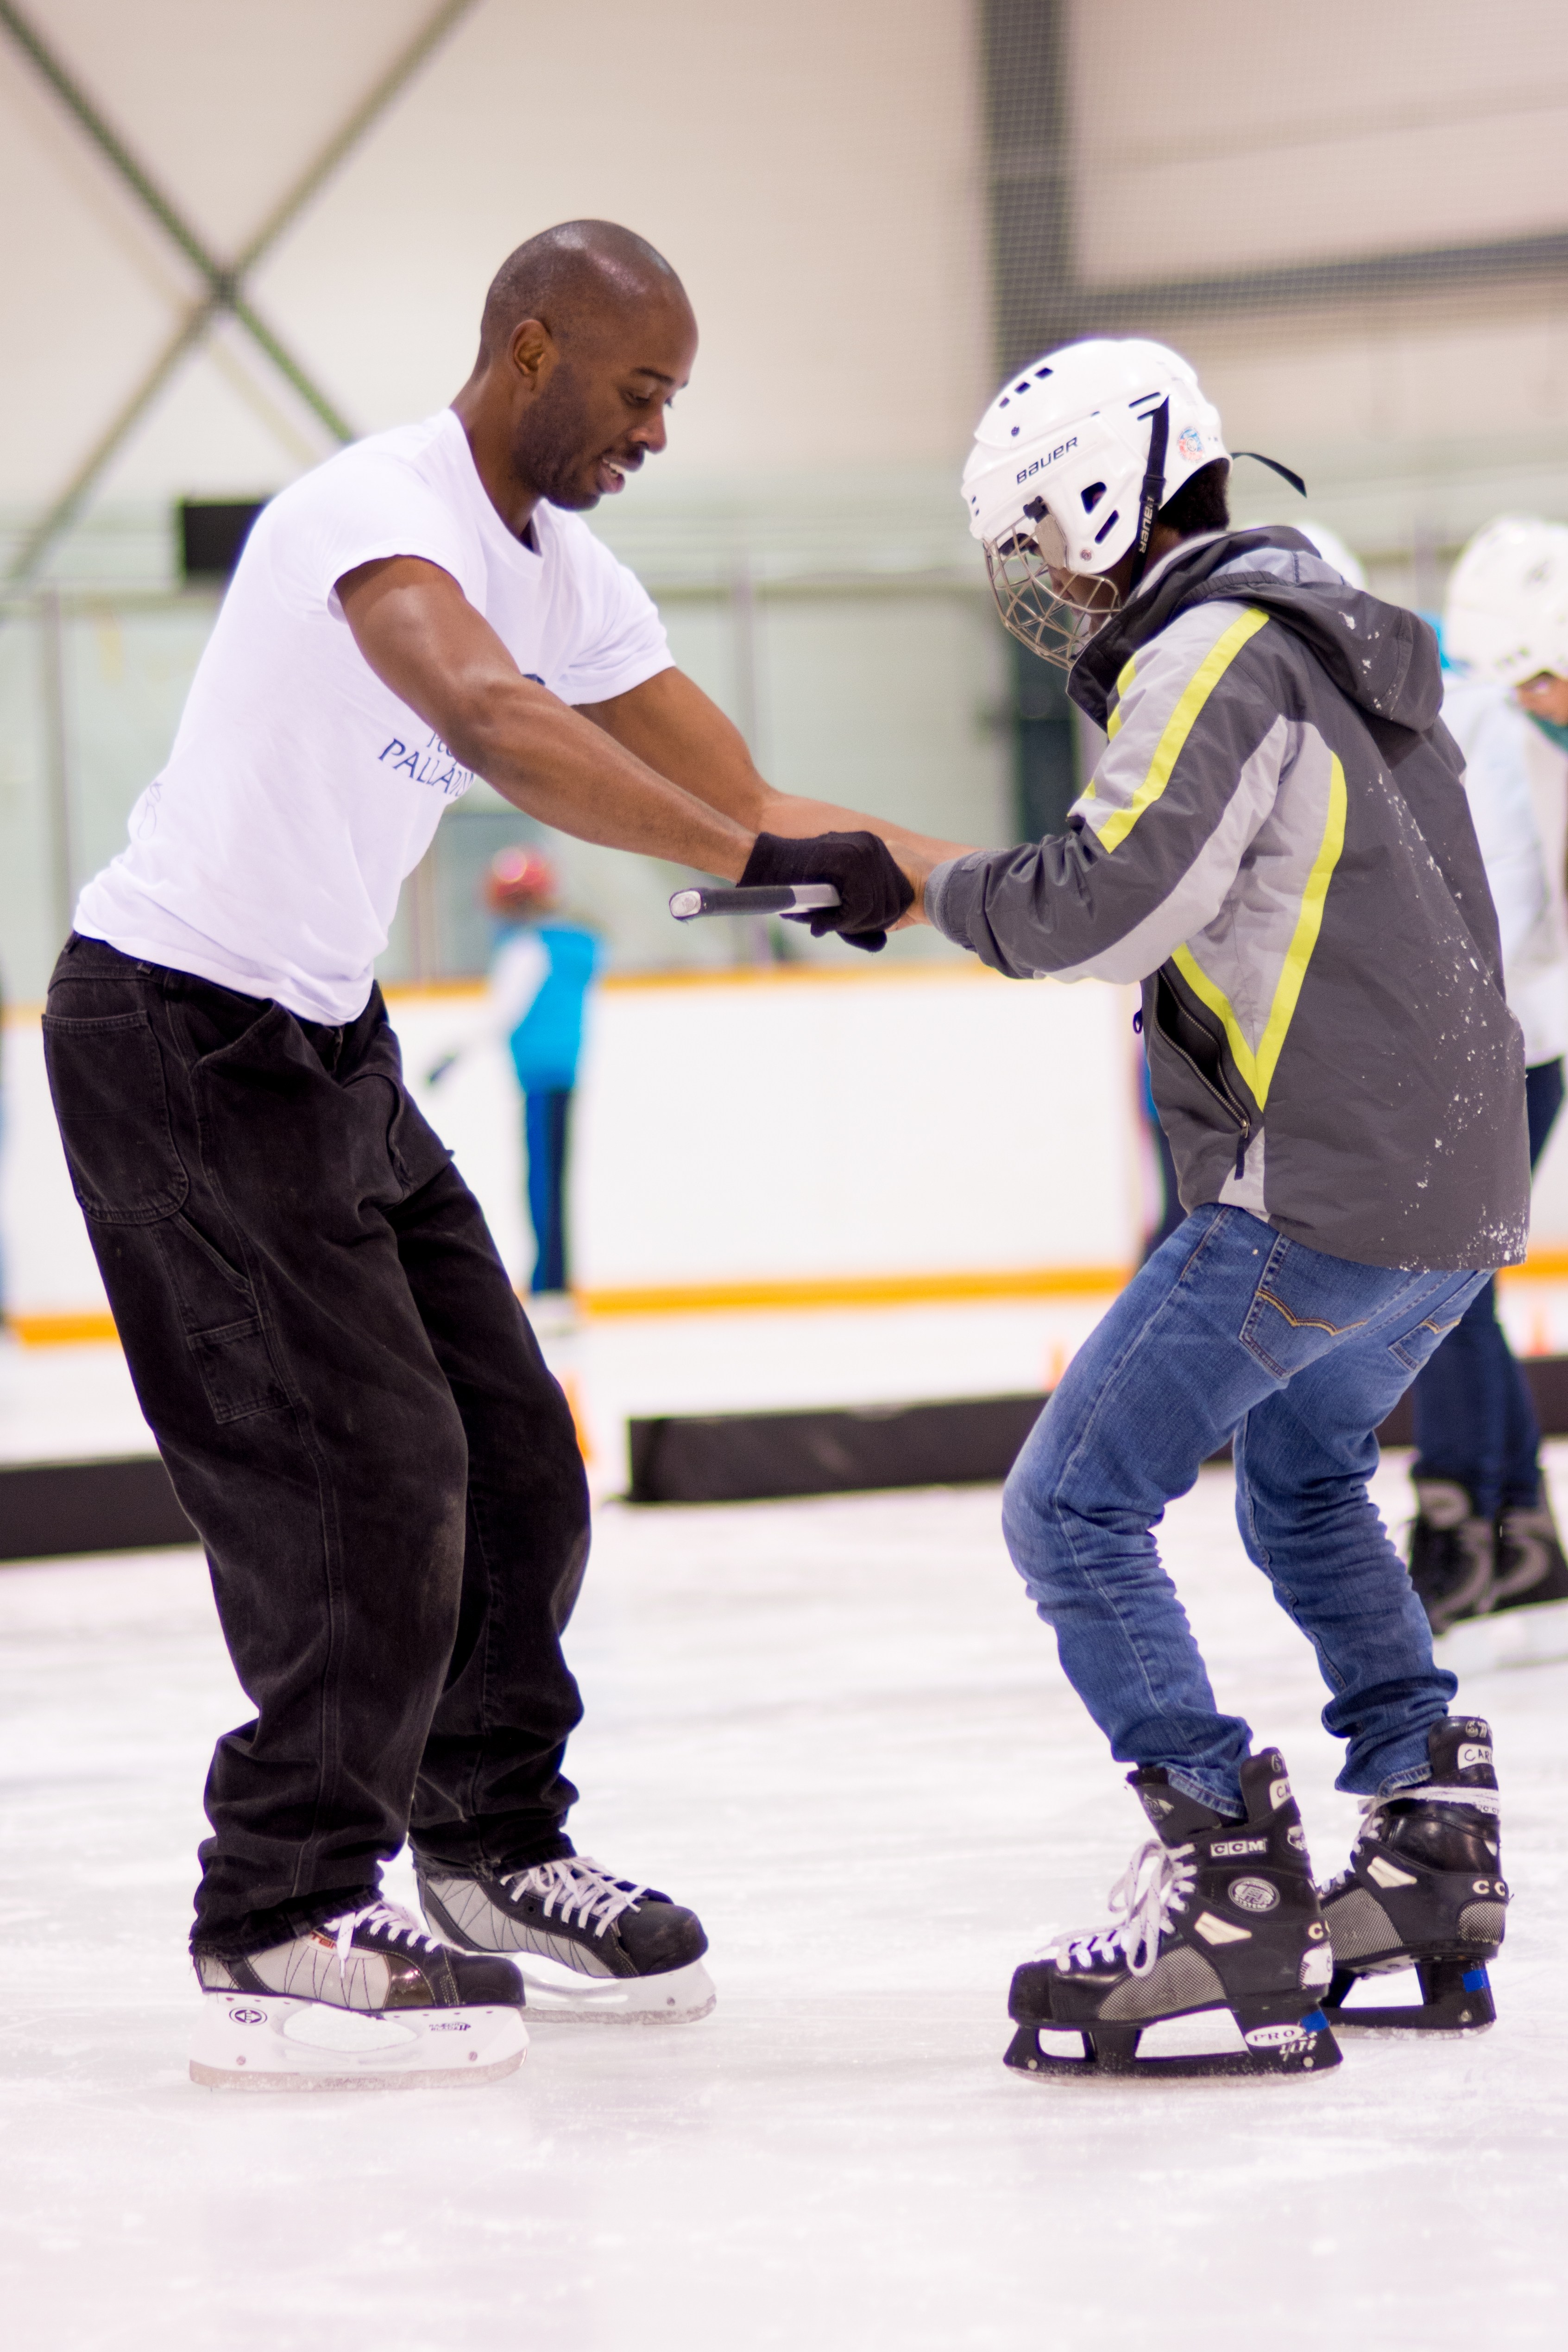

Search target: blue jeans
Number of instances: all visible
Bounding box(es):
[1410,1057,1563,1514]
[1002,1205,1490,1815]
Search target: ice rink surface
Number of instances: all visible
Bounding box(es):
[2,1448,1565,2351]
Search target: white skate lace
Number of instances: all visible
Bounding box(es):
[1044,1836,1197,1980]
[500,1856,648,1938]
[323,1898,443,1989]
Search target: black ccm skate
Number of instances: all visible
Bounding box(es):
[1005,1749,1340,2081]
[1319,1715,1505,2034]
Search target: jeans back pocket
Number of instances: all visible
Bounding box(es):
[42,1009,188,1225]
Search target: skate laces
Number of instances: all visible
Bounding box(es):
[501,1856,647,1937]
[324,1898,442,1987]
[1046,1837,1197,1980]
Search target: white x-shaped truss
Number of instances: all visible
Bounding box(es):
[0,0,479,583]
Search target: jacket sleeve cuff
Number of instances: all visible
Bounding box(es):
[923,854,984,946]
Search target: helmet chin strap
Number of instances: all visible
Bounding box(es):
[1125,398,1170,598]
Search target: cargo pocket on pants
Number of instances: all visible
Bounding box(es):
[153,1212,292,1423]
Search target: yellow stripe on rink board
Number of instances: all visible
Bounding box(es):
[8,1311,120,1346]
[578,1267,1133,1316]
[14,1255,1568,1339]
[1095,606,1270,852]
[7,1269,1127,1340]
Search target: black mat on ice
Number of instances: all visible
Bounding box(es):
[628,1354,1568,1505]
[0,1455,196,1562]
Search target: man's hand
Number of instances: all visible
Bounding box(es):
[738,832,913,952]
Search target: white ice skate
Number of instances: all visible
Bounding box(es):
[417,1855,716,2023]
[189,1897,528,2090]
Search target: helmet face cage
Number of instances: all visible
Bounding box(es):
[984,528,1121,670]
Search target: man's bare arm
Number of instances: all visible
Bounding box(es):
[337,557,756,878]
[579,667,976,912]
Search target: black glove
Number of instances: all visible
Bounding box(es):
[738,830,914,952]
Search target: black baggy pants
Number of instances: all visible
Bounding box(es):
[44,936,590,1955]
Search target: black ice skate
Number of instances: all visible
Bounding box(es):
[1005,1749,1340,2081]
[189,1897,527,2089]
[1408,1479,1495,1633]
[417,1854,715,2022]
[1319,1715,1505,2034]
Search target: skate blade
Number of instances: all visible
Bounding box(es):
[1436,1596,1568,1675]
[1004,2010,1341,2082]
[189,1994,527,2090]
[515,1952,716,2024]
[1324,1961,1495,2035]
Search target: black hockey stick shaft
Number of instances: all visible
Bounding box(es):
[668,883,842,921]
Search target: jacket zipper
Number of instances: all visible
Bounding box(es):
[1147,995,1253,1179]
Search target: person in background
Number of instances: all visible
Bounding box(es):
[430,845,596,1299]
[1405,518,1568,1637]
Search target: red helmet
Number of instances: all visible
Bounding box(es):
[485,845,558,918]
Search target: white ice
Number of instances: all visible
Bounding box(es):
[2,1437,1566,2351]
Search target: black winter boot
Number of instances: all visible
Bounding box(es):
[1492,1497,1568,1614]
[1005,1748,1340,2080]
[1408,1480,1495,1632]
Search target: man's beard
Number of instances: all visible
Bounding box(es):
[515,365,598,510]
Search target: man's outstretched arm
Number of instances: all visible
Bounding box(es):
[338,555,758,879]
[577,668,977,913]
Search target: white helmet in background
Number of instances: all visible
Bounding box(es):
[961,337,1228,667]
[1293,520,1366,593]
[1445,517,1568,685]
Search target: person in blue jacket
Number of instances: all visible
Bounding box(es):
[483,846,598,1295]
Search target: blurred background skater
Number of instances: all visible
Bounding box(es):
[1404,518,1568,1650]
[430,845,598,1315]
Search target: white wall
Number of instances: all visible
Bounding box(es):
[0,0,990,513]
[0,967,1142,1329]
[1066,0,1568,571]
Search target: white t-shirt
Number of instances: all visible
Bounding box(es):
[75,408,672,1022]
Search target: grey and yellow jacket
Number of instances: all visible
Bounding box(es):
[926,526,1529,1271]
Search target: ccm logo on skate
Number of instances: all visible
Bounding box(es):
[1227,1878,1279,1913]
[1211,1838,1268,1858]
[1458,1745,1492,1772]
[1243,2021,1313,2049]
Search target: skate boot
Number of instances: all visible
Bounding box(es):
[417,1854,715,2022]
[1005,1748,1340,2081]
[1492,1494,1568,1614]
[1319,1715,1505,2033]
[189,1897,528,2089]
[1408,1480,1496,1633]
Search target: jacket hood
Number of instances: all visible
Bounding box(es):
[1069,526,1443,737]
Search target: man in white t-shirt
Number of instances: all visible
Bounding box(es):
[44,220,957,2067]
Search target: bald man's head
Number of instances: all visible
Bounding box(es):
[477,220,688,366]
[454,221,698,522]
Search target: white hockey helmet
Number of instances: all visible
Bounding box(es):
[962,337,1228,667]
[1292,520,1366,593]
[1445,517,1568,686]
